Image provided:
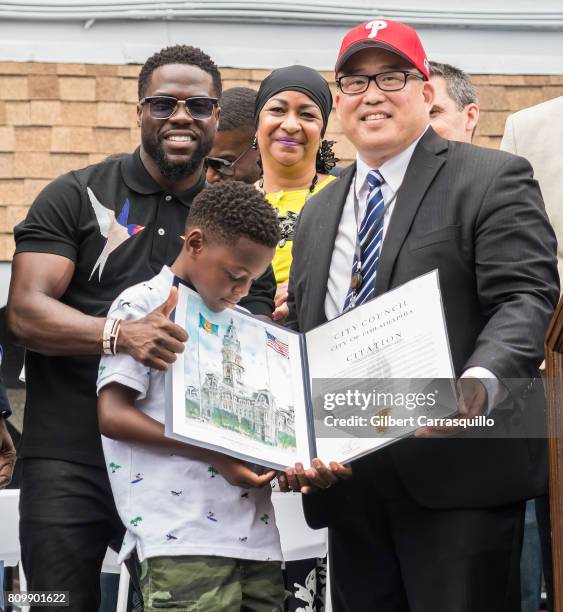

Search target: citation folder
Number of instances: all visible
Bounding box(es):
[165,270,456,470]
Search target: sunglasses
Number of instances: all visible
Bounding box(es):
[206,145,253,177]
[140,95,218,120]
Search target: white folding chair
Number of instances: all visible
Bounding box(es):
[0,490,29,611]
[272,492,327,561]
[0,489,130,612]
[0,489,21,569]
[101,548,130,612]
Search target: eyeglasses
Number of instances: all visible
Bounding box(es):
[336,71,424,95]
[206,146,253,177]
[140,95,218,120]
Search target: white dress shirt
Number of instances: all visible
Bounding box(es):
[325,132,424,320]
[324,126,505,413]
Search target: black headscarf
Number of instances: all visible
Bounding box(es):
[254,65,333,136]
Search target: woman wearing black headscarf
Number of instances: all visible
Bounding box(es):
[254,65,338,321]
[254,65,336,611]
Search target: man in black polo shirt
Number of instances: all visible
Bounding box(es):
[7,45,276,610]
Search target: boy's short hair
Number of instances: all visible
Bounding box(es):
[187,181,280,248]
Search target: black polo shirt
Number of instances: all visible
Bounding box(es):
[14,149,276,466]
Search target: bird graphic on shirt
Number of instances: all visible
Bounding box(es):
[206,511,218,522]
[166,533,178,541]
[87,187,144,281]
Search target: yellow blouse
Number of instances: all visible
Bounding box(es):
[266,175,336,284]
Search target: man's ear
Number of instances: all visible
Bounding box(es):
[184,228,205,256]
[465,103,480,141]
[334,90,343,121]
[422,80,435,109]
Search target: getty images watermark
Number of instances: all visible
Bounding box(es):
[324,389,493,430]
[311,378,551,439]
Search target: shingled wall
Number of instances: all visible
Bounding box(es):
[0,61,562,261]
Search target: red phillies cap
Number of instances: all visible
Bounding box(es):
[335,18,430,79]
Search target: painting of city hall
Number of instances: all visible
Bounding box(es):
[185,316,296,450]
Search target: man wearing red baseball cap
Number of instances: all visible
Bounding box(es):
[285,17,558,612]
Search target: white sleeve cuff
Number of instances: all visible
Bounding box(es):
[461,367,508,414]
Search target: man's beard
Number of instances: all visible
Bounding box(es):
[142,133,211,180]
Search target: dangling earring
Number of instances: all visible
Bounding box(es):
[315,139,338,174]
[253,136,262,171]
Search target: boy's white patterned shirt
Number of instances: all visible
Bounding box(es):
[97,266,282,563]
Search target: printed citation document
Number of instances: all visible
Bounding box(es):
[166,270,456,470]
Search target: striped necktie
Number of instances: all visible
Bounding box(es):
[343,169,385,310]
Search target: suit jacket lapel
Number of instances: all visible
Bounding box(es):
[306,164,356,327]
[375,128,448,295]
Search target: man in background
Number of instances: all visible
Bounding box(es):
[502,96,563,284]
[429,61,479,143]
[0,356,14,612]
[0,364,14,489]
[206,87,261,184]
[501,96,563,612]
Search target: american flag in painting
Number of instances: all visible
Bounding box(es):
[266,331,289,358]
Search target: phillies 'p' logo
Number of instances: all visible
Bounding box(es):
[365,20,387,39]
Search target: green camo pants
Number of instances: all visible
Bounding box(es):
[140,555,285,611]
